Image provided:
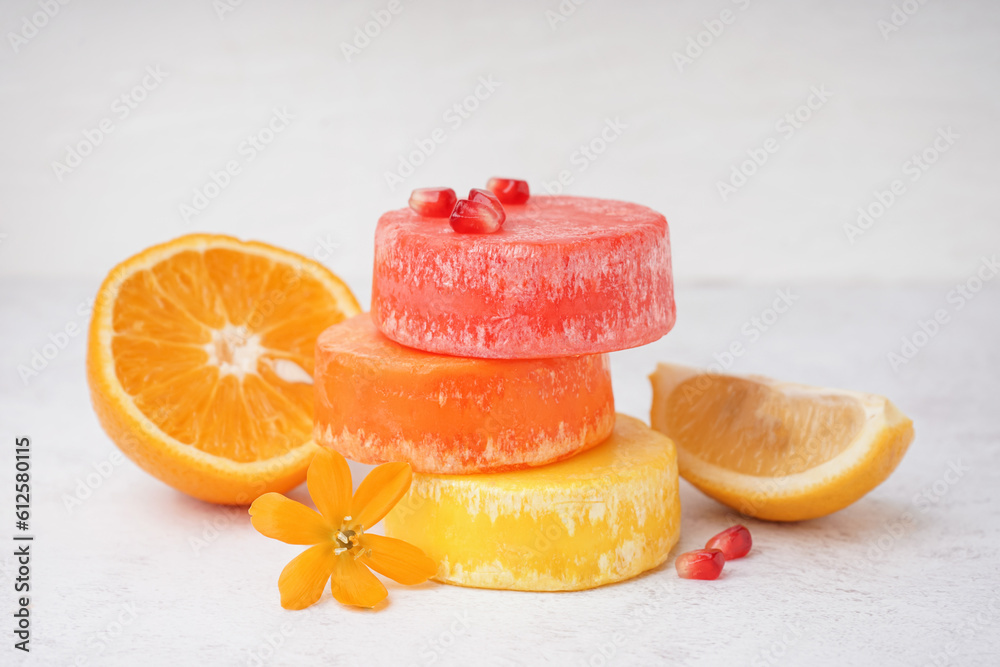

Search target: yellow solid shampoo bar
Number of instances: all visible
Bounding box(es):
[383,415,681,591]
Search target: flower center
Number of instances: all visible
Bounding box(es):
[335,528,357,551]
[333,516,365,557]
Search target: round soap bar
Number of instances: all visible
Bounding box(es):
[372,195,675,359]
[383,415,681,591]
[313,313,614,474]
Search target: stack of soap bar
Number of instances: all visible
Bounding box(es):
[315,189,679,592]
[383,415,680,591]
[313,313,614,473]
[372,195,675,359]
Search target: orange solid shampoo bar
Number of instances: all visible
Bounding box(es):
[313,313,614,474]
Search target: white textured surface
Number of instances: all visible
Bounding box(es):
[2,280,999,666]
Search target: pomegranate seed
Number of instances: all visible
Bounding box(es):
[467,188,505,213]
[409,187,458,218]
[675,549,725,580]
[449,198,505,234]
[486,178,530,205]
[705,525,752,560]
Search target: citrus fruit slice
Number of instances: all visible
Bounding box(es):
[649,363,914,522]
[87,234,361,504]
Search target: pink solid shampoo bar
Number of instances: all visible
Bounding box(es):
[371,195,675,359]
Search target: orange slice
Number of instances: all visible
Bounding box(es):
[87,234,361,504]
[650,363,914,521]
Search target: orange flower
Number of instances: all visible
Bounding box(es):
[249,449,436,609]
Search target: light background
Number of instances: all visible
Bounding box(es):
[2,1,999,666]
[2,0,998,291]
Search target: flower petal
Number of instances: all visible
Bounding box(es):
[307,448,352,523]
[330,555,387,608]
[249,493,333,545]
[278,544,337,610]
[358,533,437,585]
[350,462,412,530]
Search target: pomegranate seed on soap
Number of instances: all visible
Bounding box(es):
[675,549,725,580]
[449,198,505,234]
[705,525,752,560]
[468,188,505,214]
[409,187,458,218]
[486,178,530,205]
